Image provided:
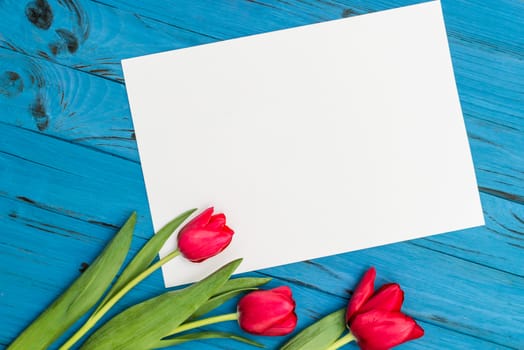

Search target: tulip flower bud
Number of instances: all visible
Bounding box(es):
[177,207,234,262]
[238,286,297,336]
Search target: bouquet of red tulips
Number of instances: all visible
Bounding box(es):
[8,207,424,349]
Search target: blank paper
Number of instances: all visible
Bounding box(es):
[122,0,484,287]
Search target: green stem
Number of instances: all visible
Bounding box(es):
[325,332,356,350]
[169,313,238,335]
[58,249,181,350]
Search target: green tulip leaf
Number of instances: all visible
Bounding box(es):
[280,308,346,350]
[96,208,196,311]
[215,277,272,295]
[155,331,264,348]
[192,289,255,320]
[192,277,272,319]
[8,213,137,350]
[80,259,243,350]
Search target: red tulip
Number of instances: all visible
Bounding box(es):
[237,286,297,336]
[346,268,424,350]
[177,207,234,262]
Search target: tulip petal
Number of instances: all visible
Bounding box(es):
[408,322,425,339]
[346,267,376,324]
[238,288,296,336]
[185,207,215,230]
[271,286,293,298]
[221,224,234,236]
[359,283,404,314]
[262,312,298,336]
[350,310,424,350]
[207,213,226,230]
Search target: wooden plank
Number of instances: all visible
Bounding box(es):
[0,1,524,196]
[414,192,524,276]
[450,41,524,202]
[1,0,522,195]
[94,0,523,55]
[1,0,522,83]
[0,0,214,83]
[0,39,522,198]
[1,122,522,348]
[0,48,139,160]
[0,122,148,225]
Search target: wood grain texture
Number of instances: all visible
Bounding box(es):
[1,0,522,196]
[0,0,214,82]
[0,47,137,159]
[0,0,522,349]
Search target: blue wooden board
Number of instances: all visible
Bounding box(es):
[0,0,522,349]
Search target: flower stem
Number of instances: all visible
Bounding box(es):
[169,313,238,335]
[58,249,181,350]
[325,332,356,350]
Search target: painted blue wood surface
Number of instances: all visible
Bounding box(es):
[0,0,522,349]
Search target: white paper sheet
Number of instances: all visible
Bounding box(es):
[122,0,484,287]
